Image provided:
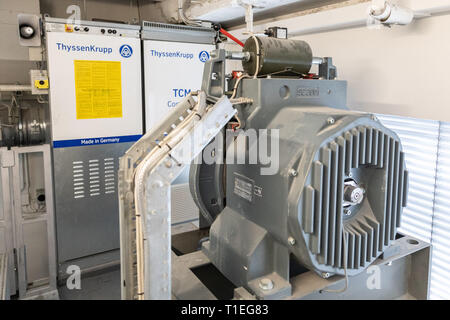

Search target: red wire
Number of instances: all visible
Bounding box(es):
[219,28,244,47]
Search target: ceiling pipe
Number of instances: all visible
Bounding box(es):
[369,0,414,26]
[228,0,450,40]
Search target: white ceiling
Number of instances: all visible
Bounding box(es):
[191,0,347,25]
[193,0,306,22]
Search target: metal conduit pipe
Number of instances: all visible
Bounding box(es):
[0,85,32,92]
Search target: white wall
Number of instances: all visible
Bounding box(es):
[297,13,450,122]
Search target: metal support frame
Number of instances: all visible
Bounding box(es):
[318,57,337,80]
[172,234,431,300]
[120,94,196,300]
[119,94,236,299]
[0,144,58,299]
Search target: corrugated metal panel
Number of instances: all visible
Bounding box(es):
[377,115,439,243]
[378,114,450,300]
[430,122,450,300]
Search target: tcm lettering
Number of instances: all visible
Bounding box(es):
[173,88,191,97]
[150,50,193,60]
[56,43,112,54]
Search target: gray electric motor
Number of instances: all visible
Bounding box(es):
[190,38,408,299]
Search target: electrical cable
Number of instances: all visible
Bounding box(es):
[178,0,202,26]
[229,64,256,129]
[230,74,250,99]
[36,95,48,104]
[136,0,141,23]
[219,28,244,47]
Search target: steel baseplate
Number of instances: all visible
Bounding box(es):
[171,233,431,300]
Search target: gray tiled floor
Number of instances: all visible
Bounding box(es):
[57,223,199,300]
[58,266,121,300]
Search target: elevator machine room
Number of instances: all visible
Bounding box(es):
[45,18,143,278]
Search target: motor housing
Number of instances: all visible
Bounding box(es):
[196,77,408,299]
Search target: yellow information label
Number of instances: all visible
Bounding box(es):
[74,60,123,119]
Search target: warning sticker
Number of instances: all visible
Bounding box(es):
[234,175,253,202]
[74,60,123,119]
